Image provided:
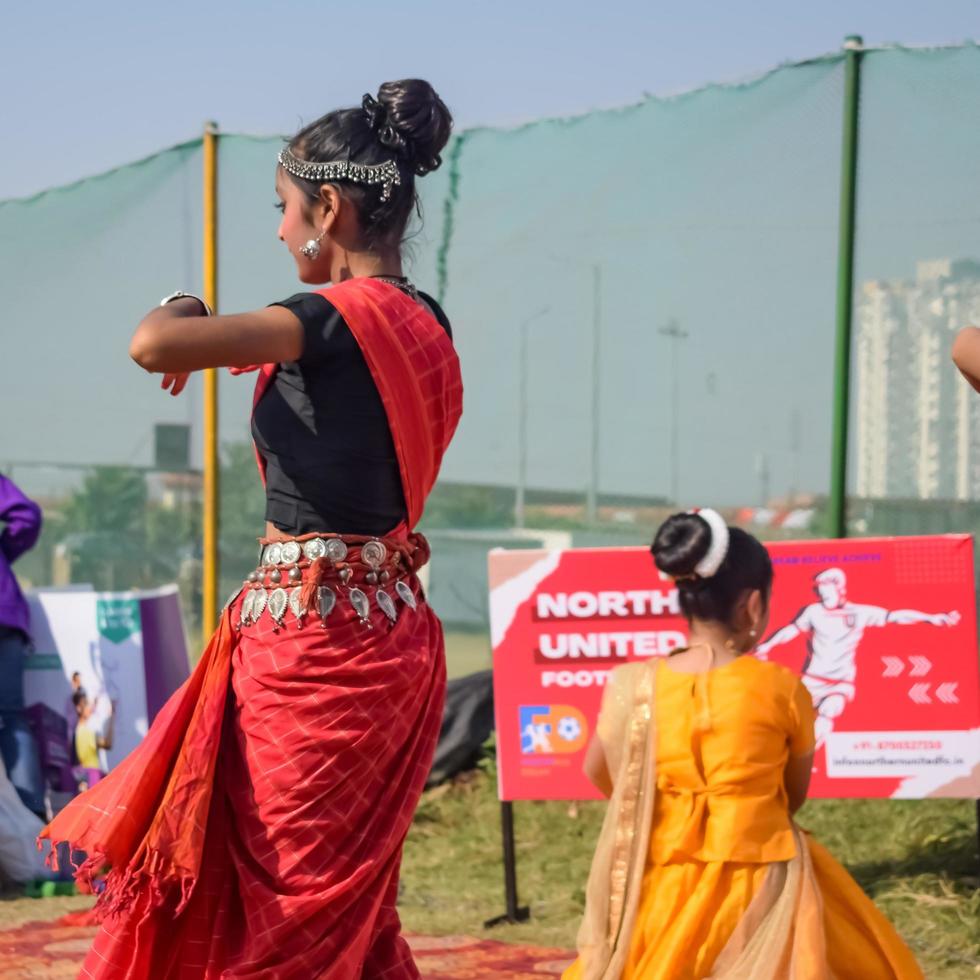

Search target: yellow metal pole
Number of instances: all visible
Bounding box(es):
[202,121,220,632]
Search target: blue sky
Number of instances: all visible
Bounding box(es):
[2,0,978,199]
[2,2,979,507]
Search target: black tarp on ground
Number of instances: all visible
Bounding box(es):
[427,669,494,788]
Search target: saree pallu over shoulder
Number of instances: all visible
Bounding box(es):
[248,278,463,519]
[320,278,462,529]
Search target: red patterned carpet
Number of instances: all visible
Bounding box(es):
[0,916,575,979]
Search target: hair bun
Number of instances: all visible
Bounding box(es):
[650,512,713,580]
[361,93,388,134]
[375,79,453,176]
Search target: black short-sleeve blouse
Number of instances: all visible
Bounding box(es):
[251,289,452,536]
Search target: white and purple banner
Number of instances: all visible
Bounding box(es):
[23,585,189,770]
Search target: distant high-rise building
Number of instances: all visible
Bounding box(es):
[855,259,980,501]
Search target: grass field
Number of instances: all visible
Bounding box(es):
[5,630,976,975]
[2,763,977,977]
[416,635,980,974]
[399,763,980,979]
[445,629,493,678]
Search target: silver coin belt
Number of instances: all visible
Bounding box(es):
[238,536,418,631]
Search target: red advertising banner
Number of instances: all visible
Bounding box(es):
[489,535,980,801]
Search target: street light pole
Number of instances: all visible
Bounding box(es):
[516,307,550,529]
[790,408,802,502]
[659,319,689,505]
[586,266,602,525]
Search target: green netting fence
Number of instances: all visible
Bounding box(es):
[2,42,979,659]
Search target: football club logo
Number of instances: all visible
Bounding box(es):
[519,705,589,755]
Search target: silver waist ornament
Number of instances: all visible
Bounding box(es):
[239,535,422,630]
[280,541,302,565]
[396,580,417,610]
[349,588,372,627]
[361,539,387,585]
[288,587,307,624]
[318,586,336,627]
[268,588,289,629]
[377,590,398,623]
[241,589,256,625]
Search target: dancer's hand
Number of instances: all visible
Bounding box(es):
[161,372,190,396]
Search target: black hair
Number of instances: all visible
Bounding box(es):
[285,79,452,249]
[651,512,773,628]
[72,691,88,708]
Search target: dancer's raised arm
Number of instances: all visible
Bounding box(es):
[130,300,303,374]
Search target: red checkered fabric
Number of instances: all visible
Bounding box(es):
[66,585,446,978]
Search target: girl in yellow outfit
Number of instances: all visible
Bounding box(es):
[564,509,923,980]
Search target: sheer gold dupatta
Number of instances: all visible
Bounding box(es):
[574,662,658,980]
[573,658,831,980]
[708,824,831,980]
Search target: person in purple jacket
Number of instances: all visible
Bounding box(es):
[0,473,46,815]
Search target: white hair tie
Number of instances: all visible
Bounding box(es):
[689,508,730,578]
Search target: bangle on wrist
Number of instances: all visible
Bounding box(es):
[159,291,213,316]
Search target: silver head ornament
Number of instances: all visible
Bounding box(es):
[278,148,402,203]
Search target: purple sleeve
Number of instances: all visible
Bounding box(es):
[0,475,42,564]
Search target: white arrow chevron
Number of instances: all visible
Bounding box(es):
[909,683,932,705]
[936,682,959,704]
[908,656,932,677]
[881,657,904,677]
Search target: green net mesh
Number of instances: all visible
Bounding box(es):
[2,46,977,664]
[850,45,980,544]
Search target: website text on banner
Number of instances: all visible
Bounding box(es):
[489,536,980,802]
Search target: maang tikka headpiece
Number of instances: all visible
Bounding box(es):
[277,148,402,203]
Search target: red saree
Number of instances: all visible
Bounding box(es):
[41,278,463,979]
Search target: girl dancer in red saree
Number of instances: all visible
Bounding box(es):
[41,80,462,979]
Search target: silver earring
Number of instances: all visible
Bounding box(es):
[300,233,323,260]
[749,628,758,639]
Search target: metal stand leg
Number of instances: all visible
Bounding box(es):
[975,798,980,871]
[484,801,531,928]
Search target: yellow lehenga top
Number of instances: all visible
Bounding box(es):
[565,654,924,980]
[650,656,812,867]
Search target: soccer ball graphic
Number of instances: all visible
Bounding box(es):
[556,715,582,742]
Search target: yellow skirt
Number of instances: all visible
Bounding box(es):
[563,837,922,980]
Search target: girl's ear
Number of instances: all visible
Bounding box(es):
[316,184,343,235]
[733,588,764,637]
